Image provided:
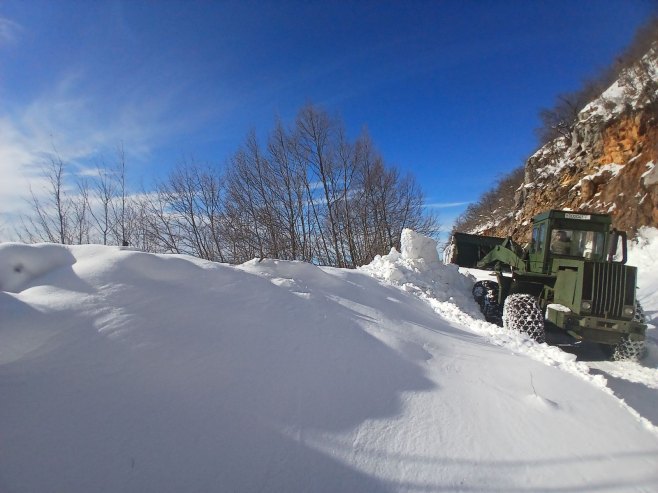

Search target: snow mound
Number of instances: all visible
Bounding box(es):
[400,229,440,265]
[361,229,480,317]
[119,249,214,282]
[0,242,76,292]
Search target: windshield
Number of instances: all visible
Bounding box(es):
[550,229,605,259]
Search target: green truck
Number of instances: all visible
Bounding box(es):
[448,210,647,360]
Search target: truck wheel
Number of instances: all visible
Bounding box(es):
[503,294,545,343]
[473,281,502,325]
[611,302,646,361]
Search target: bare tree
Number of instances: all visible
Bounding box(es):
[71,178,91,244]
[142,186,184,254]
[87,161,117,245]
[295,105,343,266]
[112,143,129,246]
[267,119,308,260]
[145,160,228,260]
[536,89,596,145]
[20,154,73,244]
[225,145,268,261]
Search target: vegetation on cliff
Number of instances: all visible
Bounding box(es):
[454,16,658,240]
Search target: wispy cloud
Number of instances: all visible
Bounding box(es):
[0,68,191,239]
[0,17,22,46]
[423,201,472,209]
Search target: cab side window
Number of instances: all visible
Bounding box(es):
[531,224,546,253]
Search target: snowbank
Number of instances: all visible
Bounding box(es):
[1,238,657,492]
[629,226,658,322]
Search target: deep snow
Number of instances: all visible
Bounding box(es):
[1,229,657,492]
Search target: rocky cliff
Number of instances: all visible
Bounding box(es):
[484,44,658,242]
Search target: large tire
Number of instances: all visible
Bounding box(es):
[611,302,646,361]
[503,294,545,343]
[473,281,502,326]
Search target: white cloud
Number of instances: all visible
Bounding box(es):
[423,200,472,209]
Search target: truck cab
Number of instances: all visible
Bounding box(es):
[529,211,641,346]
[529,210,613,274]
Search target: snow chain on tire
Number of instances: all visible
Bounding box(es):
[502,294,545,343]
[612,338,645,361]
[633,302,646,324]
[612,302,646,361]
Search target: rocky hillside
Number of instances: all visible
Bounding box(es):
[476,43,658,242]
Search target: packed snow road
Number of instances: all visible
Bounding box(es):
[1,230,657,492]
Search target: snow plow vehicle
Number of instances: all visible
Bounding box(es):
[448,210,647,360]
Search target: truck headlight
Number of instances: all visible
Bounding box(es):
[623,306,635,317]
[581,301,591,311]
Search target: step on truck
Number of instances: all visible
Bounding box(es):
[447,210,647,360]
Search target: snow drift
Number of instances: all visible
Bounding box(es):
[1,232,658,492]
[630,226,658,322]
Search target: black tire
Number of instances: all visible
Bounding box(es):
[502,294,545,343]
[472,280,498,306]
[472,281,503,326]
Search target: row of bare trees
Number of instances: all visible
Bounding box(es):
[20,146,131,247]
[19,105,438,268]
[216,106,436,266]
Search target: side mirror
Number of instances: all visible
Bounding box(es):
[607,229,627,264]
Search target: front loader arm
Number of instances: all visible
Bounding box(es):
[476,240,527,273]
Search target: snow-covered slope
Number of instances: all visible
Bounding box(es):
[579,44,658,123]
[1,232,658,492]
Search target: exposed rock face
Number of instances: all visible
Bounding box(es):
[485,46,658,243]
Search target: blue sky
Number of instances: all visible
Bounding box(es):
[0,0,655,238]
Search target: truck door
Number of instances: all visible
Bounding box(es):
[529,223,547,273]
